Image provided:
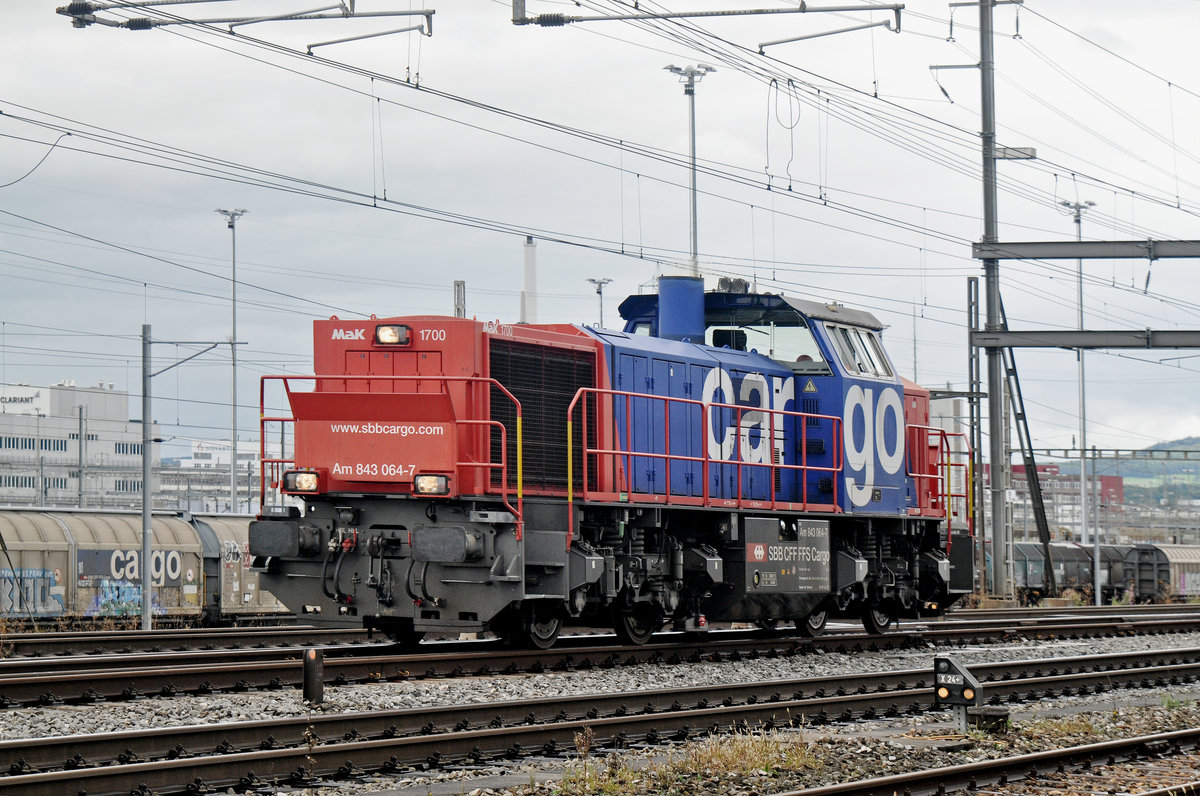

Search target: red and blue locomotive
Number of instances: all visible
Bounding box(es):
[249,277,973,647]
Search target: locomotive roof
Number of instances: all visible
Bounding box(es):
[617,290,884,330]
[779,295,883,329]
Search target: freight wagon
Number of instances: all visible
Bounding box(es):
[0,508,288,625]
[1013,540,1200,605]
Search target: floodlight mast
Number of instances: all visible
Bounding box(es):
[587,278,612,328]
[216,208,246,514]
[1061,198,1096,602]
[665,65,715,278]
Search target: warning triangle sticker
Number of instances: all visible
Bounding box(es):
[802,379,818,393]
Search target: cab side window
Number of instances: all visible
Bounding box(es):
[828,325,892,378]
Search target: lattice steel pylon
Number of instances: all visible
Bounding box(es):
[998,297,1057,596]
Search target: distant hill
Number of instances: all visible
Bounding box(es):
[1049,437,1200,479]
[1151,437,1200,451]
[1043,437,1200,505]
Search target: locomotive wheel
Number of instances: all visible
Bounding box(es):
[518,601,563,650]
[861,605,894,635]
[613,605,660,645]
[797,609,828,637]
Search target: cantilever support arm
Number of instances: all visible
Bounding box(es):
[513,1,902,27]
[970,329,1200,350]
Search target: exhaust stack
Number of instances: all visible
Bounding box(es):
[520,236,537,323]
[657,275,704,342]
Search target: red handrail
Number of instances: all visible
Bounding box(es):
[258,374,524,532]
[906,423,973,548]
[566,386,844,543]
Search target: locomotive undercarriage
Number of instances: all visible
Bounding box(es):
[250,495,966,648]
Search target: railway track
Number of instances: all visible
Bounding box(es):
[953,603,1200,622]
[0,624,371,658]
[4,646,1200,794]
[2,611,1186,707]
[3,603,1197,658]
[784,727,1200,796]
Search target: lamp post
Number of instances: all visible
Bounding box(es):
[1061,198,1096,602]
[215,208,246,513]
[664,64,714,277]
[587,278,612,328]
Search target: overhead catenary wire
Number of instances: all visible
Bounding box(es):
[104,1,1200,238]
[7,0,1190,292]
[29,0,1198,257]
[4,103,1193,325]
[7,0,1190,458]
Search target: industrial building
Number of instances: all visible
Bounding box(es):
[0,381,160,509]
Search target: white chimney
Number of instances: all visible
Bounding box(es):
[520,235,537,323]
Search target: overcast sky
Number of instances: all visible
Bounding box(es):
[1,0,1198,461]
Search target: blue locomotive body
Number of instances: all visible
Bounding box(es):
[609,279,912,515]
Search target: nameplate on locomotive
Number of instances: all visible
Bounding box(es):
[743,517,831,592]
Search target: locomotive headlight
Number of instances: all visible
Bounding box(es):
[283,470,320,493]
[413,474,449,495]
[375,324,410,345]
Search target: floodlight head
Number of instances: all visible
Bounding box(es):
[215,208,247,228]
[665,64,683,74]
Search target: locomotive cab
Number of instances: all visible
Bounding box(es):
[619,283,834,373]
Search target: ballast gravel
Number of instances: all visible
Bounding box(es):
[8,627,1200,795]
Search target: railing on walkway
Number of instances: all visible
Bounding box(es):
[566,387,843,541]
[907,423,973,548]
[258,374,524,531]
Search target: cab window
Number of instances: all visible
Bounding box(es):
[827,324,892,378]
[862,330,893,377]
[705,313,829,372]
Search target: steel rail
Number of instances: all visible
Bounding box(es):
[775,727,1200,796]
[5,648,1200,793]
[0,642,395,675]
[0,626,371,658]
[0,608,1175,671]
[2,603,1193,659]
[7,644,1200,769]
[4,613,1197,706]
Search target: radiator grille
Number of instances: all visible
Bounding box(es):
[489,338,594,490]
[802,397,820,427]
